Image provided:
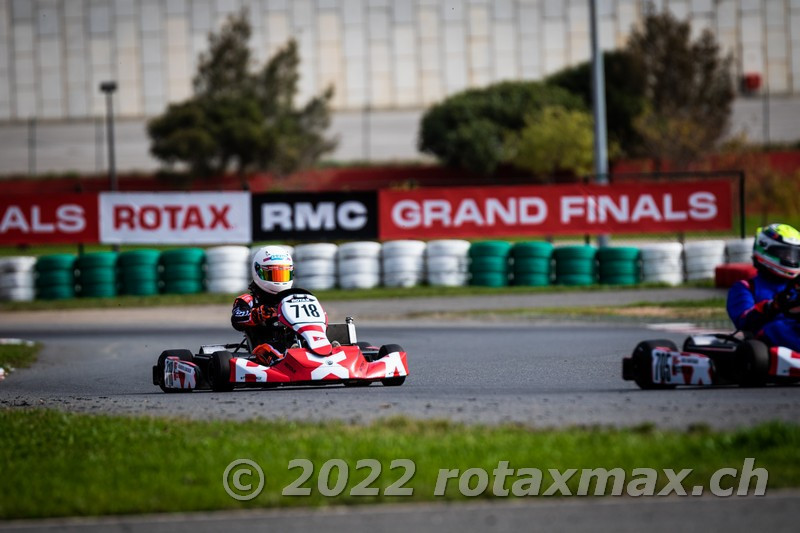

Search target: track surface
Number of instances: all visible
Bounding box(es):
[0,288,797,428]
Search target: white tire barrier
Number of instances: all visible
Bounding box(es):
[425,239,470,287]
[293,243,338,290]
[294,275,337,291]
[725,238,754,264]
[640,243,683,285]
[294,243,338,261]
[337,241,381,290]
[205,245,251,294]
[0,256,36,301]
[382,240,426,288]
[684,240,726,281]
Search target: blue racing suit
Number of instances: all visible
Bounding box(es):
[727,274,800,351]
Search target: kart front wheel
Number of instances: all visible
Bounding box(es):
[631,339,678,390]
[378,344,406,386]
[156,349,194,393]
[736,340,770,387]
[209,350,235,392]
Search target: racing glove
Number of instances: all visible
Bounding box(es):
[251,305,276,325]
[770,287,800,316]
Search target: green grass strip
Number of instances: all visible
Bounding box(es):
[1,410,798,519]
[0,342,39,370]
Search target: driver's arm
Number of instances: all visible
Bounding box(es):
[727,279,775,332]
[231,294,273,331]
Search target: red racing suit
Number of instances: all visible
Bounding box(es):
[727,274,800,351]
[231,285,313,363]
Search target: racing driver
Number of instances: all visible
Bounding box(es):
[231,245,311,365]
[727,223,800,351]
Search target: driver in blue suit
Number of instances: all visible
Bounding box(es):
[727,223,800,351]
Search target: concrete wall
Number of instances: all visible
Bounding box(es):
[1,0,799,122]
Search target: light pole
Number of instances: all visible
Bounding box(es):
[589,0,609,247]
[99,81,118,191]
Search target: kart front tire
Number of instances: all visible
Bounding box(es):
[378,344,406,386]
[156,349,194,393]
[209,350,235,392]
[631,339,678,390]
[736,340,770,387]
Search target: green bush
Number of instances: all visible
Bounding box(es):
[418,81,584,175]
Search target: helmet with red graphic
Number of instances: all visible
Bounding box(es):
[753,223,800,279]
[252,245,294,294]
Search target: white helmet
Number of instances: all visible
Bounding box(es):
[252,245,294,294]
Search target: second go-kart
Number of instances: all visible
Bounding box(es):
[152,291,408,392]
[623,331,800,389]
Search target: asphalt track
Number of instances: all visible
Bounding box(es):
[1,287,799,531]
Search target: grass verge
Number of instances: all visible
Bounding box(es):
[1,410,798,519]
[0,341,40,371]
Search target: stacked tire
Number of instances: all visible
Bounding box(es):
[382,240,427,288]
[425,239,470,287]
[118,250,161,296]
[0,256,37,302]
[597,247,641,285]
[468,241,511,287]
[553,246,596,286]
[337,241,381,290]
[294,243,338,290]
[684,240,726,281]
[725,238,754,263]
[511,242,552,286]
[205,246,250,294]
[640,243,683,285]
[160,248,205,294]
[35,254,76,300]
[75,253,118,298]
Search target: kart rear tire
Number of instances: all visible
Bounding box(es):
[378,344,406,386]
[157,349,194,393]
[357,341,381,362]
[631,340,678,390]
[736,340,770,387]
[209,350,235,392]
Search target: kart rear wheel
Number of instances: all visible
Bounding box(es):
[736,340,770,387]
[631,340,678,390]
[378,344,406,386]
[209,350,235,392]
[156,349,194,393]
[357,341,380,362]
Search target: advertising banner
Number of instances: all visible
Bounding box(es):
[251,192,378,241]
[0,194,99,244]
[99,192,251,244]
[379,180,733,239]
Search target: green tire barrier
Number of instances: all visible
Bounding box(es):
[74,252,117,299]
[469,241,511,287]
[469,272,509,287]
[512,273,550,287]
[76,252,117,269]
[511,241,553,259]
[162,280,204,294]
[78,283,118,298]
[77,266,116,285]
[118,250,161,296]
[160,248,206,295]
[512,257,551,275]
[597,247,641,285]
[554,246,596,286]
[160,248,206,265]
[35,254,76,300]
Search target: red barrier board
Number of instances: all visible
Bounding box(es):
[0,194,99,244]
[379,181,732,239]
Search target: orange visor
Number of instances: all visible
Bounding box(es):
[255,263,293,282]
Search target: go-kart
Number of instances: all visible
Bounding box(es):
[622,331,800,389]
[152,291,408,392]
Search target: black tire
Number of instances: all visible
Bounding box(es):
[378,344,406,386]
[631,339,678,390]
[736,339,770,387]
[357,341,380,362]
[209,350,235,392]
[156,349,194,393]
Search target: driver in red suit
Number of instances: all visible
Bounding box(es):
[231,245,311,366]
[727,223,800,352]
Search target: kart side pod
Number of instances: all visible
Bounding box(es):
[623,340,715,389]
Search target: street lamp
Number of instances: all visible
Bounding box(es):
[99,81,118,191]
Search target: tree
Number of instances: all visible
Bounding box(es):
[545,51,646,157]
[147,10,336,177]
[627,5,734,168]
[418,81,584,175]
[506,106,596,178]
